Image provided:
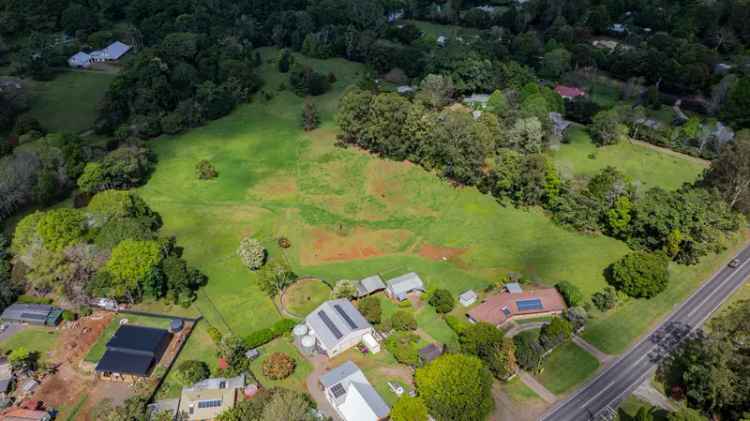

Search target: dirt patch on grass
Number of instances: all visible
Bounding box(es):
[251,175,298,199]
[363,160,435,220]
[377,366,414,386]
[418,243,469,269]
[300,226,414,265]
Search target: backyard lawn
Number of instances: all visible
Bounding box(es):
[26,70,116,134]
[0,326,59,362]
[536,341,601,395]
[553,127,707,191]
[85,314,172,363]
[156,322,219,399]
[249,336,312,393]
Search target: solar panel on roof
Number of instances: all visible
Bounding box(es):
[318,311,343,339]
[516,299,544,311]
[331,383,347,398]
[20,313,47,320]
[333,304,358,330]
[502,307,511,317]
[197,399,222,409]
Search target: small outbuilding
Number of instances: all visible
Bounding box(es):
[385,272,426,301]
[356,275,387,298]
[418,343,443,364]
[95,325,172,382]
[459,290,477,307]
[0,304,62,326]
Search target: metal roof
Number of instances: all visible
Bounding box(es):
[386,272,425,297]
[106,325,171,355]
[356,275,386,297]
[184,373,245,392]
[95,350,154,376]
[459,290,477,301]
[320,361,389,418]
[1,304,53,322]
[506,283,523,294]
[305,300,371,351]
[103,41,131,60]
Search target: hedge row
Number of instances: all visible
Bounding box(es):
[244,319,297,349]
[17,295,54,305]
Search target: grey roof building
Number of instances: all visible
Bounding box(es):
[320,361,390,421]
[459,290,477,307]
[386,272,426,301]
[356,275,386,298]
[0,304,62,326]
[305,299,373,357]
[95,325,172,378]
[0,358,12,397]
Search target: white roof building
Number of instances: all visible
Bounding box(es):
[305,299,373,357]
[90,41,132,62]
[68,52,91,68]
[320,361,390,421]
[459,290,477,307]
[386,272,426,301]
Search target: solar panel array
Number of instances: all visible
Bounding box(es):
[331,383,347,398]
[516,299,544,311]
[334,304,359,330]
[20,312,47,320]
[318,311,343,339]
[502,307,511,317]
[197,399,222,409]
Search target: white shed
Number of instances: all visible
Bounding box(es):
[459,290,477,307]
[68,52,91,68]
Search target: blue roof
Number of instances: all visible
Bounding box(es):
[516,299,543,311]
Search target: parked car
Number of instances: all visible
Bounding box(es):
[728,258,741,268]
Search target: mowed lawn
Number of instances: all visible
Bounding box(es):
[26,70,116,133]
[536,341,601,395]
[283,278,331,316]
[552,127,707,190]
[0,326,59,362]
[156,322,219,399]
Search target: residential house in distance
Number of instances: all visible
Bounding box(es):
[0,304,63,326]
[68,41,131,68]
[3,409,52,421]
[554,85,586,100]
[95,324,172,383]
[463,93,490,108]
[549,112,572,137]
[305,299,376,357]
[319,361,390,421]
[385,272,425,301]
[467,283,566,327]
[177,373,247,420]
[356,275,387,298]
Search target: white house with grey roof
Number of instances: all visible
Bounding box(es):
[305,299,374,357]
[356,275,386,298]
[319,361,390,421]
[386,272,425,301]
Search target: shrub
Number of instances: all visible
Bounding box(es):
[78,305,93,317]
[177,360,210,385]
[195,160,218,180]
[277,237,291,249]
[61,310,77,321]
[237,237,266,270]
[428,289,455,314]
[564,306,587,332]
[206,325,223,344]
[358,297,382,324]
[555,281,584,307]
[391,396,429,421]
[331,280,357,299]
[592,286,618,311]
[607,252,670,298]
[445,315,471,335]
[385,332,420,366]
[391,310,417,331]
[539,317,573,350]
[244,319,296,348]
[513,330,544,372]
[262,352,296,380]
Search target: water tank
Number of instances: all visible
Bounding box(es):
[293,324,308,337]
[301,335,316,355]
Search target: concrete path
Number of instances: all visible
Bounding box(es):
[572,335,613,364]
[505,322,548,338]
[305,355,341,421]
[519,372,557,404]
[633,379,676,411]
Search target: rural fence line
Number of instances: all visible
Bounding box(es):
[116,309,202,322]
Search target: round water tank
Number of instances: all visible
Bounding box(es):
[293,324,308,336]
[301,335,315,349]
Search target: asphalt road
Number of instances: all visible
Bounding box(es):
[541,244,750,421]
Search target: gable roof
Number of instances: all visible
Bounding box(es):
[459,290,477,302]
[357,275,386,297]
[179,388,237,420]
[386,272,425,297]
[418,343,443,363]
[106,325,171,355]
[69,52,91,62]
[3,409,50,421]
[306,300,371,351]
[183,373,245,392]
[1,304,53,322]
[104,41,131,60]
[321,361,390,420]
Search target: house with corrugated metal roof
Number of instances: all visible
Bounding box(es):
[385,272,425,301]
[305,299,374,357]
[319,361,390,421]
[356,275,386,298]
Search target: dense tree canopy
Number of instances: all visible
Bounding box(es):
[607,252,670,298]
[415,354,494,421]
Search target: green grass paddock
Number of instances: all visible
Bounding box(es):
[536,341,601,395]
